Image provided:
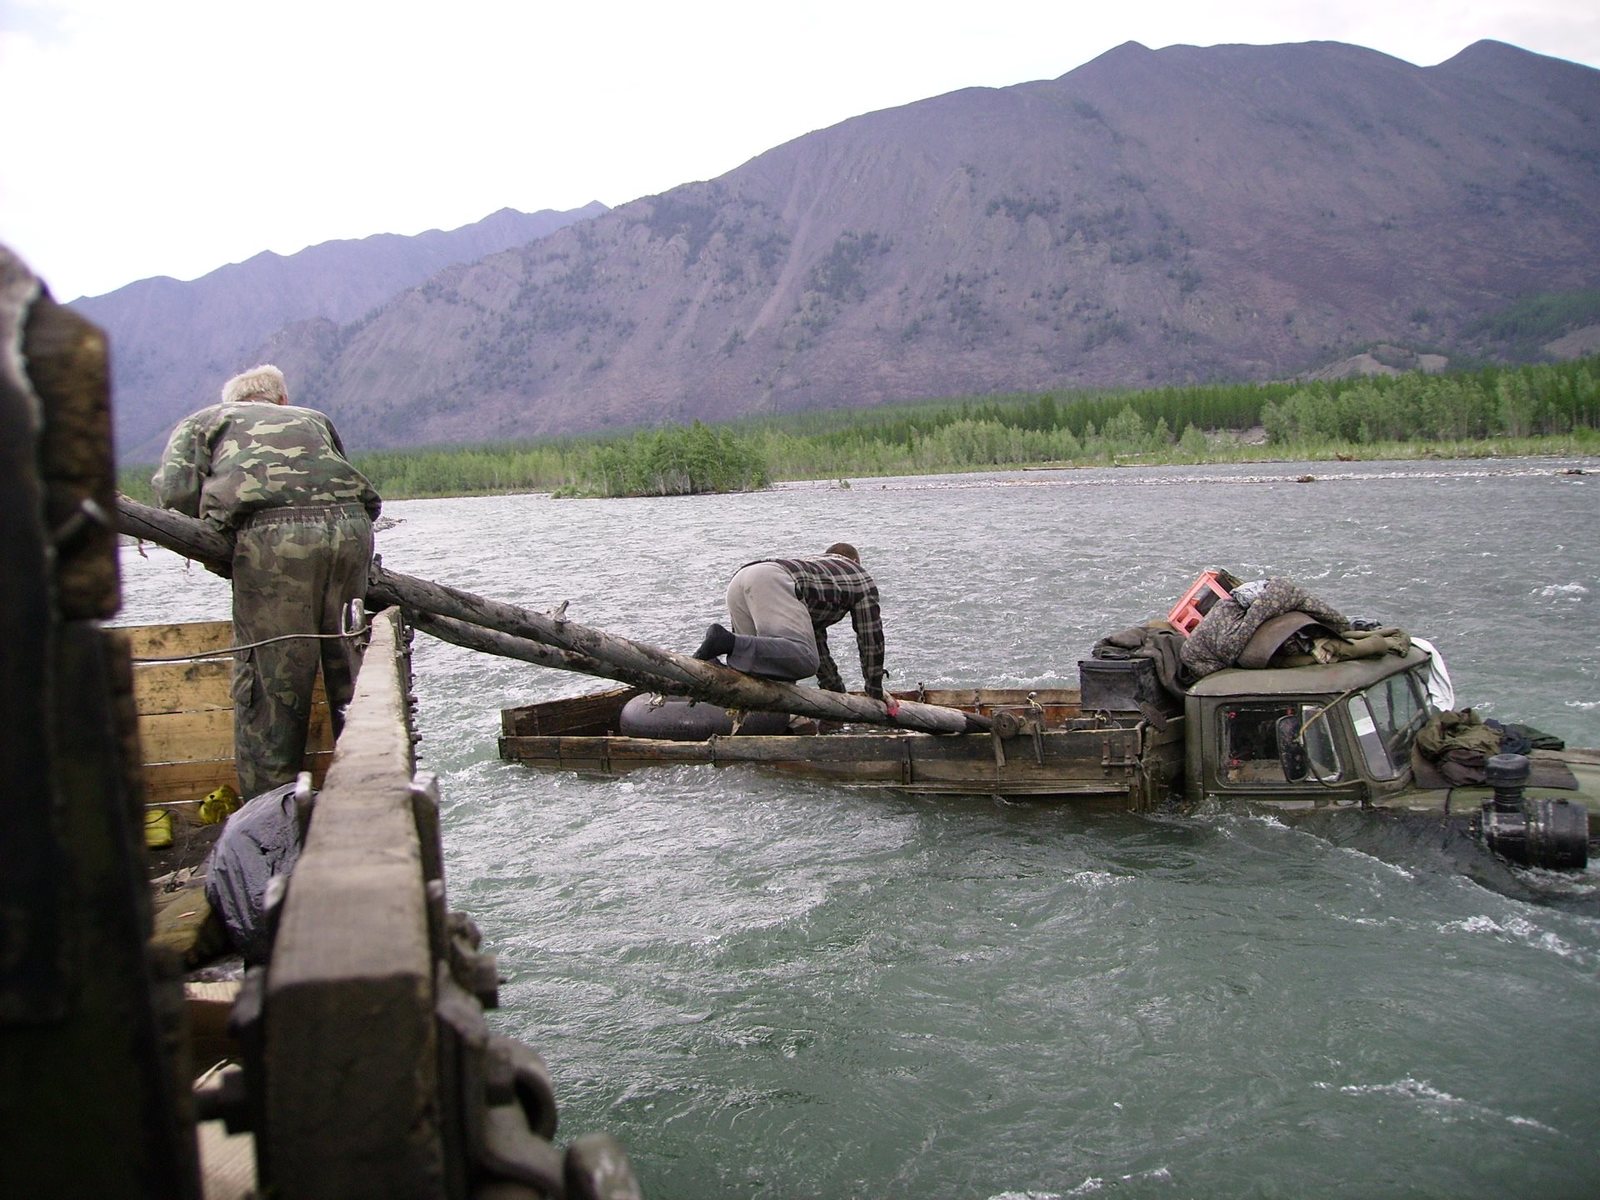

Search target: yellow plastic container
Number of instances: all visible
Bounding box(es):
[199,783,240,825]
[145,808,174,849]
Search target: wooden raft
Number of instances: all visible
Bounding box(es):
[500,686,1187,803]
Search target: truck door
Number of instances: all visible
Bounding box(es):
[1218,701,1345,788]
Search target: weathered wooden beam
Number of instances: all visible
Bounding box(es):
[116,495,236,573]
[261,606,442,1196]
[370,562,984,734]
[411,609,679,693]
[4,269,201,1197]
[116,495,989,735]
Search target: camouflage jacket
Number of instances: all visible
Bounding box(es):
[152,401,381,530]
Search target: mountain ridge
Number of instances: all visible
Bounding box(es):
[82,39,1600,459]
[76,203,608,459]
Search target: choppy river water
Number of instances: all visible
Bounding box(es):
[120,457,1600,1198]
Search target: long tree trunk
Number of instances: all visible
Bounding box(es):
[116,496,989,735]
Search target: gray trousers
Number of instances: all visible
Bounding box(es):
[724,561,820,681]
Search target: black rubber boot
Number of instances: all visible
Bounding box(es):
[693,623,736,661]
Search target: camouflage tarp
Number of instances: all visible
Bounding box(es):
[1179,576,1351,679]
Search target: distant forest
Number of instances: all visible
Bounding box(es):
[117,357,1599,503]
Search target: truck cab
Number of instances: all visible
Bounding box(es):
[1183,647,1434,812]
[1180,647,1600,870]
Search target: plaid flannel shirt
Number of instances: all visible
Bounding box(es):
[763,554,886,696]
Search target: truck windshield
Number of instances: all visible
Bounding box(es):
[1347,668,1429,780]
[1220,702,1343,787]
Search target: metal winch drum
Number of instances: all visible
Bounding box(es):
[1475,753,1590,870]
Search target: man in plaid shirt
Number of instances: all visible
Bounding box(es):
[693,543,886,700]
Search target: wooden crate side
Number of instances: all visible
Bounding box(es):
[125,620,339,813]
[911,687,1081,714]
[138,708,235,765]
[132,657,332,721]
[142,760,241,808]
[501,687,635,737]
[133,659,234,714]
[140,705,334,766]
[120,619,233,659]
[142,753,333,808]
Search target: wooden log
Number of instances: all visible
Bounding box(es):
[116,497,234,575]
[116,495,989,736]
[412,610,681,695]
[371,560,986,735]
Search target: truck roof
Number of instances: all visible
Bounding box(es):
[1185,646,1429,698]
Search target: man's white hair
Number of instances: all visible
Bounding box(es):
[221,364,288,405]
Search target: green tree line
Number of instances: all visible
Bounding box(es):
[1259,361,1600,443]
[555,421,769,497]
[117,356,1599,503]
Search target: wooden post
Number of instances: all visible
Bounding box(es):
[116,496,989,735]
[2,260,202,1198]
[259,607,443,1196]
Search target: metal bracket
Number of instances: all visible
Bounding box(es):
[436,968,564,1195]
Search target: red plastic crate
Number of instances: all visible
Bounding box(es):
[1167,570,1233,636]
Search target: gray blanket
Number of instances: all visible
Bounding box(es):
[204,781,304,964]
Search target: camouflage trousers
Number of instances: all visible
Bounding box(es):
[229,504,373,799]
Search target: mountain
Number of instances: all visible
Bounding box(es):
[100,40,1600,457]
[74,203,607,460]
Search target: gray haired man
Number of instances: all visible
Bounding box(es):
[153,364,381,797]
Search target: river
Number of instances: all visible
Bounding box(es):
[119,456,1600,1198]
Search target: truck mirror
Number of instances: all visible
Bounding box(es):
[1276,714,1308,781]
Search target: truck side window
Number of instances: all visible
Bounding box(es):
[1386,671,1428,761]
[1220,703,1294,785]
[1348,695,1393,778]
[1221,702,1345,787]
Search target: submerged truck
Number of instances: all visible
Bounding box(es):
[500,640,1600,874]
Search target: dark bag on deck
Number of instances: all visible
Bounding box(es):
[203,781,305,964]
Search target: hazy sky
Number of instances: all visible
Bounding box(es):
[3,0,1597,302]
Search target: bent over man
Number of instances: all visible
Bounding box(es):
[693,543,886,700]
[153,364,381,798]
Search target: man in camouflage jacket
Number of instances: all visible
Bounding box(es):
[153,364,381,798]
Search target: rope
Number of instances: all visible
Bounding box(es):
[132,628,367,664]
[131,600,372,664]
